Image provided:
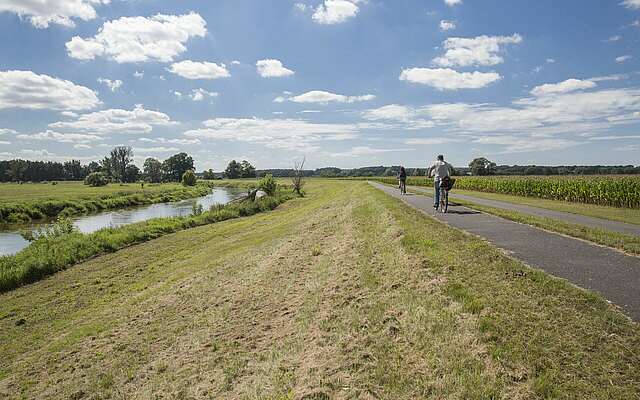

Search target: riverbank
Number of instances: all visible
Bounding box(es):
[0,182,217,224]
[0,190,295,292]
[1,180,638,398]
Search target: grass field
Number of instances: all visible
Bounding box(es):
[0,181,216,224]
[1,180,638,399]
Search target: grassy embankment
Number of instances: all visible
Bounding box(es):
[0,189,294,293]
[0,181,217,224]
[1,180,638,399]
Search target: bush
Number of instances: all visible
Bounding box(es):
[182,170,197,186]
[258,174,277,196]
[84,172,109,187]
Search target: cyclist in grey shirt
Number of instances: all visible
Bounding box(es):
[427,155,453,209]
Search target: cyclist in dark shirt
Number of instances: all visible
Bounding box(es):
[398,166,407,195]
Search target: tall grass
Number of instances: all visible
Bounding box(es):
[371,175,640,208]
[0,191,295,292]
[0,183,216,224]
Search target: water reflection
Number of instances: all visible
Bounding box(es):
[0,187,246,256]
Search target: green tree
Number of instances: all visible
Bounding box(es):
[124,164,141,183]
[224,160,242,179]
[109,146,133,182]
[240,160,256,178]
[162,152,195,182]
[181,169,197,186]
[143,158,163,183]
[469,157,497,176]
[202,169,216,180]
[258,174,277,195]
[84,172,109,187]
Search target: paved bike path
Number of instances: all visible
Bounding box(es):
[371,182,640,321]
[409,186,640,237]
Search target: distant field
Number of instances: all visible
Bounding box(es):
[0,181,186,203]
[372,175,640,209]
[0,182,215,224]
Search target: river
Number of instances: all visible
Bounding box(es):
[0,186,247,256]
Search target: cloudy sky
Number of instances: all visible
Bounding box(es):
[0,0,639,170]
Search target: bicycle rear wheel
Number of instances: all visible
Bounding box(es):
[443,190,449,213]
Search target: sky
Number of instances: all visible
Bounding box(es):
[0,0,639,170]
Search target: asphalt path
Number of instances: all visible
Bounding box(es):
[409,186,640,237]
[371,182,640,321]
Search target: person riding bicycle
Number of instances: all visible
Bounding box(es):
[398,166,407,195]
[427,155,453,209]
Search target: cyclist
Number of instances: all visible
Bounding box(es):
[398,166,407,195]
[427,155,453,209]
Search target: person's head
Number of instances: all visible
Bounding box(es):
[400,166,405,172]
[437,154,444,161]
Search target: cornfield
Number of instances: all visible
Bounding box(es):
[372,175,640,209]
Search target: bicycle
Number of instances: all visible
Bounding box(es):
[438,185,449,213]
[399,179,407,195]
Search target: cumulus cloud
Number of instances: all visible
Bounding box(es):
[184,118,360,151]
[189,88,218,101]
[134,71,144,79]
[0,128,18,135]
[444,0,462,6]
[168,60,230,80]
[439,20,456,31]
[289,90,375,103]
[66,12,207,63]
[16,130,102,143]
[530,79,596,97]
[312,0,361,25]
[0,70,100,110]
[616,55,632,63]
[256,59,295,78]
[139,137,201,145]
[399,68,501,90]
[362,104,413,121]
[0,0,109,28]
[621,0,640,9]
[97,78,122,92]
[432,34,523,67]
[49,104,177,135]
[133,146,179,153]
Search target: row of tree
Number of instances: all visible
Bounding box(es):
[0,147,196,183]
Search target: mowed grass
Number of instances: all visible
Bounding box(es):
[0,181,185,203]
[0,180,638,399]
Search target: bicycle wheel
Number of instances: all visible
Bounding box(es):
[443,190,449,213]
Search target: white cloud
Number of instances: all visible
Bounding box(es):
[17,130,102,143]
[0,128,17,135]
[399,68,501,90]
[294,3,309,12]
[432,34,523,67]
[133,146,179,153]
[530,79,596,97]
[49,104,177,135]
[289,90,375,103]
[614,144,639,151]
[134,71,144,79]
[66,12,207,63]
[312,0,360,25]
[256,59,295,78]
[184,118,360,151]
[444,0,462,6]
[174,91,182,98]
[230,60,241,65]
[74,144,92,149]
[189,88,218,101]
[0,70,100,110]
[546,58,556,63]
[362,104,413,121]
[0,141,10,145]
[405,137,462,145]
[607,35,623,42]
[329,146,412,157]
[97,78,122,92]
[139,137,201,145]
[616,55,632,63]
[439,20,456,31]
[273,96,286,103]
[0,0,109,28]
[621,0,640,9]
[168,60,230,80]
[473,135,579,153]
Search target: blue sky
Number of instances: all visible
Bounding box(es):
[0,0,639,170]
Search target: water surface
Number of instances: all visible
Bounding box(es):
[0,187,246,256]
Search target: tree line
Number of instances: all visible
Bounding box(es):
[0,147,196,183]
